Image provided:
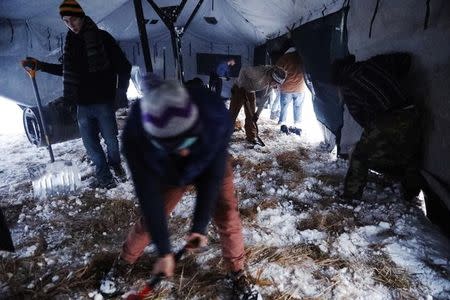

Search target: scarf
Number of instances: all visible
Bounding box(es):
[63,16,111,102]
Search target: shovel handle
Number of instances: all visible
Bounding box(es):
[126,238,201,300]
[21,59,38,78]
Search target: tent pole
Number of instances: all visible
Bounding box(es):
[145,0,203,82]
[133,0,153,73]
[163,47,166,79]
[184,0,205,33]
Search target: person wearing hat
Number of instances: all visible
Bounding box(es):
[101,74,258,299]
[229,65,286,144]
[22,0,132,188]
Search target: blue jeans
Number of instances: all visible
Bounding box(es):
[77,104,120,182]
[278,92,305,126]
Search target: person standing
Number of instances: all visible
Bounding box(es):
[229,65,286,144]
[102,74,258,299]
[276,47,306,135]
[209,58,236,97]
[23,0,131,188]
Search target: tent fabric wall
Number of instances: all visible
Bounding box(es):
[0,19,63,106]
[291,9,349,137]
[345,0,450,209]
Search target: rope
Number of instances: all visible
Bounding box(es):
[368,0,380,38]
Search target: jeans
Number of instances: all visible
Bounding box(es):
[121,159,245,272]
[278,92,305,126]
[77,103,120,182]
[270,90,280,120]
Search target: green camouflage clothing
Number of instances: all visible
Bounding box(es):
[343,107,421,200]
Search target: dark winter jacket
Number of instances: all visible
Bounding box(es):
[336,53,412,128]
[122,86,233,255]
[40,17,131,106]
[216,61,231,77]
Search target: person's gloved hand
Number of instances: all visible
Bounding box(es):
[185,232,208,254]
[114,88,128,110]
[22,57,41,70]
[152,253,175,277]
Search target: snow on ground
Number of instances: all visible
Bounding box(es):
[1,103,449,300]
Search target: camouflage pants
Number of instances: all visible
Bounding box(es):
[343,107,421,200]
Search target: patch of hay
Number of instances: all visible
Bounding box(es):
[368,254,412,290]
[297,207,356,236]
[246,244,329,268]
[239,198,279,223]
[2,203,24,225]
[297,211,342,235]
[275,150,307,173]
[266,291,303,300]
[315,173,343,188]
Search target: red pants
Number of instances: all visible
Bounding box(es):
[121,159,245,272]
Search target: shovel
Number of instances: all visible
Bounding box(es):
[21,59,81,199]
[124,238,203,300]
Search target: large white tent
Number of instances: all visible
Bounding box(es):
[1,0,449,231]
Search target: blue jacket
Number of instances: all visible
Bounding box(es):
[216,61,230,77]
[122,86,232,255]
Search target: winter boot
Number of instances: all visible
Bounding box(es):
[112,164,127,183]
[89,177,117,189]
[100,255,133,296]
[229,270,260,300]
[280,125,289,135]
[289,126,302,136]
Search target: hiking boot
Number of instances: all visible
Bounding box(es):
[229,270,260,300]
[280,125,289,135]
[111,164,127,183]
[100,256,133,296]
[289,126,302,136]
[89,177,117,189]
[246,138,258,145]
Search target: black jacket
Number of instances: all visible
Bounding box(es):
[40,30,131,106]
[122,86,232,255]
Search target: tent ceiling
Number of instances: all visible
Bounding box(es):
[0,0,344,45]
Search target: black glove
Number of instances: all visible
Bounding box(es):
[114,88,128,110]
[23,57,41,70]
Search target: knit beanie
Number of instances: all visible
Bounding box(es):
[139,73,199,139]
[59,0,85,18]
[271,66,287,85]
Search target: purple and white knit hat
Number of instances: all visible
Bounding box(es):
[139,74,199,138]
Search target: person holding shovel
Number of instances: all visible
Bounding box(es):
[229,65,286,145]
[101,74,259,300]
[22,0,131,188]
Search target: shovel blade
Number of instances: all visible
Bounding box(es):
[29,160,81,199]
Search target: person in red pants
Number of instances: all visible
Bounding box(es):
[101,74,258,299]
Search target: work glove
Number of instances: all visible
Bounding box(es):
[185,232,208,254]
[152,253,175,277]
[22,57,41,70]
[114,88,128,110]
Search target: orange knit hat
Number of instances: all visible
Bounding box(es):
[59,0,85,18]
